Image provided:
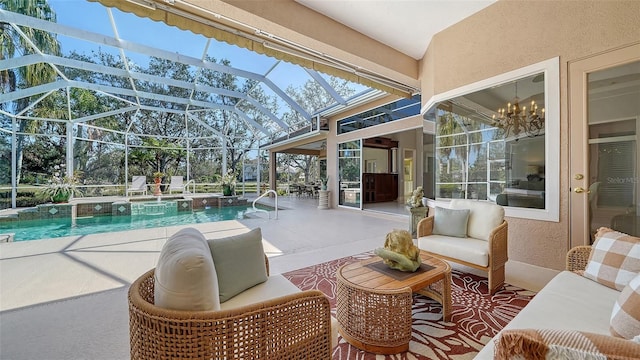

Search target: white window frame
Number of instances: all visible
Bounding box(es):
[421,57,560,222]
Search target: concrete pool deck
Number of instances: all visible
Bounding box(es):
[0,195,409,311]
[0,195,557,359]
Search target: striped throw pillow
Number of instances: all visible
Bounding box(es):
[494,328,640,359]
[611,273,640,339]
[583,227,640,291]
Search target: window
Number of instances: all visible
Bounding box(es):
[422,58,560,221]
[337,95,421,134]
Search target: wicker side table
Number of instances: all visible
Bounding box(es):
[336,277,413,354]
[335,251,452,354]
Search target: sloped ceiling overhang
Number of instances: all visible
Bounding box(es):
[91,0,419,98]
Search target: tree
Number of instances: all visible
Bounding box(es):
[276,76,356,184]
[128,137,186,180]
[0,0,61,184]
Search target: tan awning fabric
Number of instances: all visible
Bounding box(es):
[91,0,411,97]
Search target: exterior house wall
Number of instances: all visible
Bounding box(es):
[420,0,640,270]
[215,0,639,271]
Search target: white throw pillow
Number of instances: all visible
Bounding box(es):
[450,199,504,241]
[154,227,220,311]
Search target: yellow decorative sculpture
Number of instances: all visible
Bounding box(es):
[374,229,421,272]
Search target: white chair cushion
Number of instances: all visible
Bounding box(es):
[451,199,504,241]
[417,234,489,267]
[475,271,621,359]
[220,274,300,310]
[154,227,220,311]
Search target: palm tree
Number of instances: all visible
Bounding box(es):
[0,0,61,184]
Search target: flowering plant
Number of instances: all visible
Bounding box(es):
[220,170,237,187]
[220,170,237,196]
[41,164,83,203]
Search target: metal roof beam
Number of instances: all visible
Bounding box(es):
[0,9,305,120]
[72,106,139,124]
[304,68,347,105]
[0,54,285,126]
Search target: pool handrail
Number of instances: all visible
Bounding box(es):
[184,179,196,194]
[252,190,278,220]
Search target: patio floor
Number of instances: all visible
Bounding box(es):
[0,194,556,312]
[0,195,411,311]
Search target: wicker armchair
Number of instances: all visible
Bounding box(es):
[416,200,508,295]
[566,245,592,272]
[129,258,332,359]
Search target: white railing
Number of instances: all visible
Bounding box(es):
[252,190,278,219]
[184,179,196,194]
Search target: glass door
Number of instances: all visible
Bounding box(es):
[569,44,640,247]
[338,140,362,208]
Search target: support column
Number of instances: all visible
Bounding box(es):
[11,117,17,209]
[391,147,398,173]
[66,122,74,179]
[269,151,277,193]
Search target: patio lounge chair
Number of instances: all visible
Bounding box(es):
[168,176,184,194]
[127,176,147,196]
[129,227,333,359]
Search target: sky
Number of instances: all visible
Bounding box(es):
[47,0,324,92]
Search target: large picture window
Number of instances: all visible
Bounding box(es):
[422,58,560,221]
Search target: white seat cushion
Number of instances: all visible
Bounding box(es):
[450,199,504,241]
[220,274,301,310]
[418,234,489,267]
[474,271,621,359]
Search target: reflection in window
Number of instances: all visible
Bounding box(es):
[428,73,546,209]
[338,140,361,208]
[337,95,421,134]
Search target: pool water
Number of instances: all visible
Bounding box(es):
[1,205,269,242]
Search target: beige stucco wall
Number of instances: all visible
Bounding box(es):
[420,0,640,270]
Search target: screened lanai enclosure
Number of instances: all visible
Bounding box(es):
[0,1,386,209]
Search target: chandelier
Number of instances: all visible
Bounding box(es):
[492,82,545,138]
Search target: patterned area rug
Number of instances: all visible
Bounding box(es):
[282,252,536,359]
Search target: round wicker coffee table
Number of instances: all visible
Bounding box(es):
[336,250,451,354]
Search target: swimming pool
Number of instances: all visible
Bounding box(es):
[0,204,269,242]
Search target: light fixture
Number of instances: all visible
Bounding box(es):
[492,82,545,138]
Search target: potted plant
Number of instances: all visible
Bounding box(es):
[221,170,236,196]
[320,176,329,191]
[153,171,164,196]
[41,165,83,203]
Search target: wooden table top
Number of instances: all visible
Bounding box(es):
[338,250,450,292]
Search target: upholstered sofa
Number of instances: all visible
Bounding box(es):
[417,199,508,294]
[474,229,640,359]
[129,227,334,360]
